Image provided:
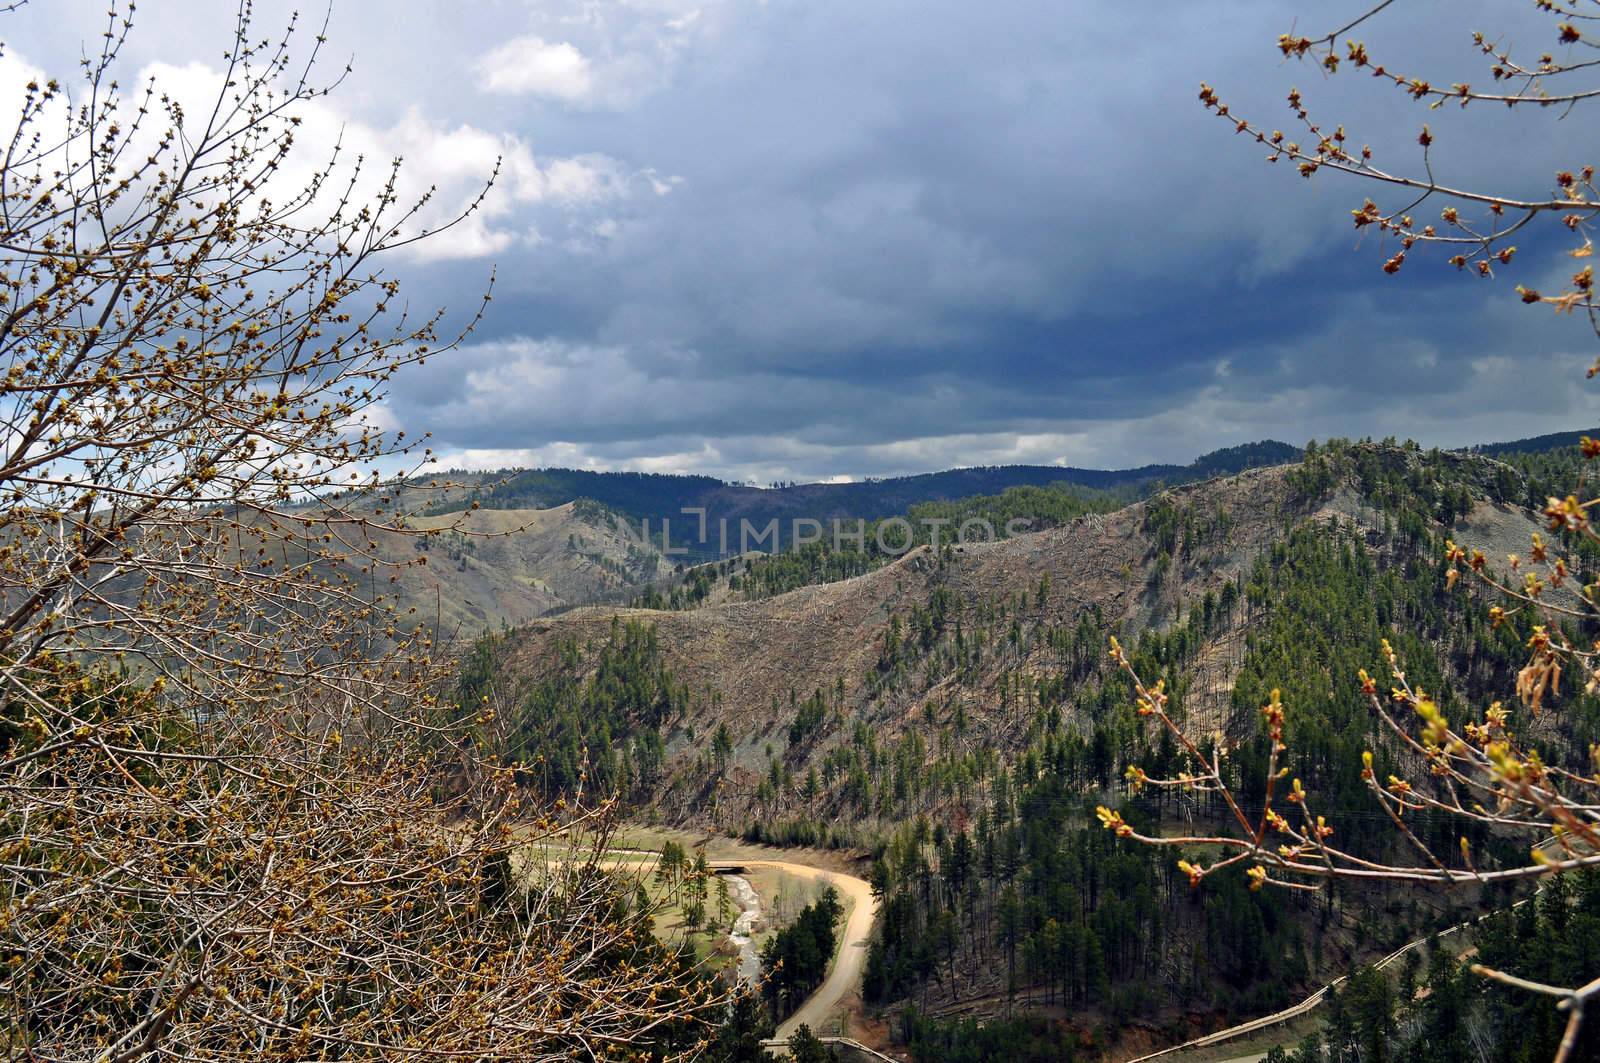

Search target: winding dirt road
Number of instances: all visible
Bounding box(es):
[547,841,880,1040]
[710,859,878,1041]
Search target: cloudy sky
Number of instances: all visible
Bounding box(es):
[10,1,1600,482]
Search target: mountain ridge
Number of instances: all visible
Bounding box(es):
[372,431,1578,633]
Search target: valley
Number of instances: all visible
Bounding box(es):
[461,438,1600,1059]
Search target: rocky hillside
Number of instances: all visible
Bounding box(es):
[297,442,1300,636]
[318,500,671,637]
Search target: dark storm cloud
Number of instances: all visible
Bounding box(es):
[14,1,1600,479]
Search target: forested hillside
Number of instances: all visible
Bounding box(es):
[465,440,1600,1055]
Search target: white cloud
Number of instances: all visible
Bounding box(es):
[470,0,731,109]
[0,28,684,268]
[0,44,46,104]
[477,35,594,101]
[537,154,632,203]
[112,60,655,263]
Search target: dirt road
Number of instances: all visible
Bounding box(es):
[1125,888,1547,1063]
[527,832,880,1044]
[711,859,877,1041]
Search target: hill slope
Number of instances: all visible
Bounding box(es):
[333,441,1300,633]
[492,447,1541,823]
[310,500,671,637]
[477,443,1589,1057]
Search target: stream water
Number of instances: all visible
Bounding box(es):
[724,874,762,984]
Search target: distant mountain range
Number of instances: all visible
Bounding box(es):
[425,440,1304,526]
[423,427,1600,529]
[1467,426,1600,455]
